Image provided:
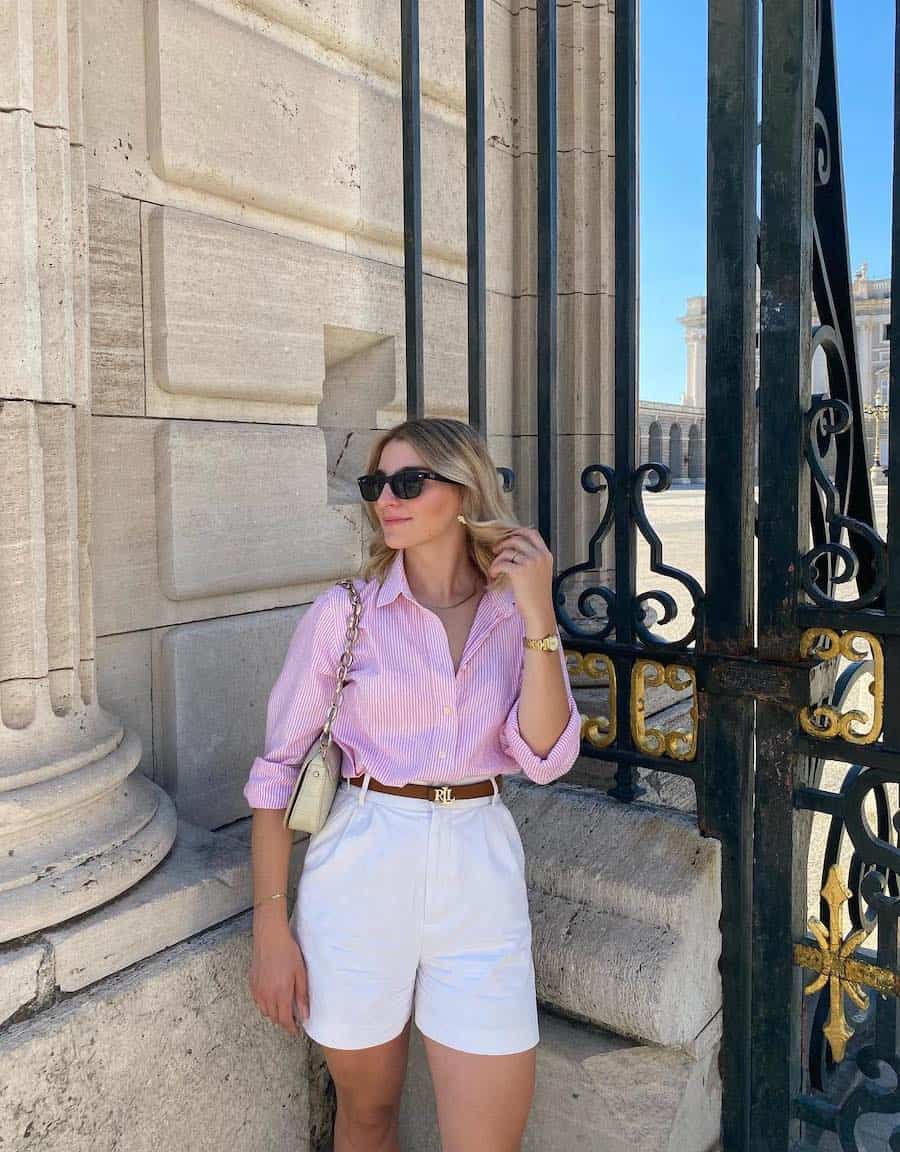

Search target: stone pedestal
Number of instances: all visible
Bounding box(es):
[0,846,328,1152]
[0,0,176,942]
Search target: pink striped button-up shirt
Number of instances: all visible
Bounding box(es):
[243,548,583,809]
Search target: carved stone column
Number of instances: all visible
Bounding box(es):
[0,0,176,943]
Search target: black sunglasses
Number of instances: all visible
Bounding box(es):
[356,468,461,502]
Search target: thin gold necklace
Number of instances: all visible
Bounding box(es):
[419,581,484,611]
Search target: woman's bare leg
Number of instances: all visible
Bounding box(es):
[422,1030,537,1151]
[320,1016,413,1152]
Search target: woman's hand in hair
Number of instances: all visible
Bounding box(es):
[488,527,556,628]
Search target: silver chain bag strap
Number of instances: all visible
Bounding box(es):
[282,578,363,834]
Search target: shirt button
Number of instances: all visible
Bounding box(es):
[443,706,453,714]
[437,751,446,759]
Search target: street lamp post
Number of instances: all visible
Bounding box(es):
[863,386,890,486]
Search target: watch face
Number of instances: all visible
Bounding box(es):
[547,636,560,651]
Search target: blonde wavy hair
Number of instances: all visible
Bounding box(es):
[358,417,522,591]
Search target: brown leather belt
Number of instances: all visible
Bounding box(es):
[348,774,502,804]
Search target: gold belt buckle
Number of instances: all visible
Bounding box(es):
[433,785,455,805]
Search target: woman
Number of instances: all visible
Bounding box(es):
[244,417,582,1151]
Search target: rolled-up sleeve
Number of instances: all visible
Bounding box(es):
[499,642,582,785]
[243,587,342,810]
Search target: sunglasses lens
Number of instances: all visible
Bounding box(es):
[358,475,384,501]
[395,471,424,499]
[358,469,428,501]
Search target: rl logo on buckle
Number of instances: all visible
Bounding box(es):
[433,786,454,805]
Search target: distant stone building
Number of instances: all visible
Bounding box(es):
[679,263,891,473]
[638,401,706,484]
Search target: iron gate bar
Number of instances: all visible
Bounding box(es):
[610,0,639,803]
[796,738,900,776]
[465,0,487,434]
[536,0,558,552]
[799,605,900,634]
[754,0,817,1146]
[400,0,424,417]
[879,0,900,1069]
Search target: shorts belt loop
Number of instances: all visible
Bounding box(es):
[490,776,499,806]
[358,771,371,806]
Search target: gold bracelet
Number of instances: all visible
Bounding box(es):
[253,891,287,909]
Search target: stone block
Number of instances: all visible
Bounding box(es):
[95,629,153,778]
[142,203,328,422]
[238,0,506,114]
[138,202,516,425]
[0,111,41,399]
[152,607,305,828]
[88,188,144,416]
[510,292,615,439]
[487,433,537,528]
[398,1006,721,1151]
[503,776,722,1047]
[0,944,46,1028]
[0,908,327,1152]
[90,415,365,635]
[155,421,359,599]
[146,0,361,228]
[83,0,520,290]
[42,816,307,990]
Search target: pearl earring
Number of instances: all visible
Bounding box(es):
[457,514,466,524]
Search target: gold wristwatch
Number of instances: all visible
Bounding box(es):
[523,632,560,652]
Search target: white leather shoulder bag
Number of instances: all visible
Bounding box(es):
[282,578,363,834]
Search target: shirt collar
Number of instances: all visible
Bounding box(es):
[375,549,518,619]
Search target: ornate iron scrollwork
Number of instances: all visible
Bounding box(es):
[554,461,704,650]
[554,464,617,641]
[801,0,887,612]
[802,397,887,608]
[630,464,704,648]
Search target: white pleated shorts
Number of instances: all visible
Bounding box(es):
[289,771,540,1055]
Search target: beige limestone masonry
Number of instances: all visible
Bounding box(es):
[0,909,331,1152]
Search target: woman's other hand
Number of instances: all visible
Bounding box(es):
[249,915,309,1037]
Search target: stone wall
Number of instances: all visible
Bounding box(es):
[83,0,617,823]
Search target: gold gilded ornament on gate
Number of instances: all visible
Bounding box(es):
[799,629,884,745]
[795,866,875,1064]
[567,650,616,749]
[630,660,697,761]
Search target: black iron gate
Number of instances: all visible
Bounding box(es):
[552,0,900,1146]
[397,0,899,1146]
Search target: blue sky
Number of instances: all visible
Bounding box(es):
[639,0,896,403]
